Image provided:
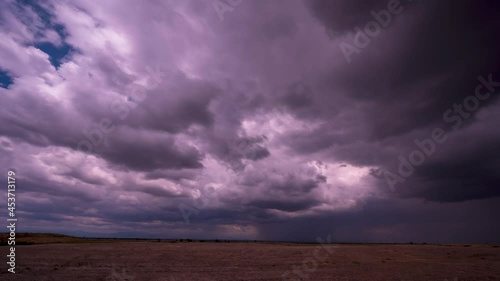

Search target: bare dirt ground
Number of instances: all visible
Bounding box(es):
[2,239,499,281]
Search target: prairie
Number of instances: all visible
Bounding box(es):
[1,234,499,280]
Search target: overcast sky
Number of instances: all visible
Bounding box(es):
[1,0,499,243]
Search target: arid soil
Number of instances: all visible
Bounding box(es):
[2,240,499,280]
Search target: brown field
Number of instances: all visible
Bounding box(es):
[1,234,500,281]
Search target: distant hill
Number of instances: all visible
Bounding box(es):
[0,233,87,245]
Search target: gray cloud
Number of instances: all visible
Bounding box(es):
[1,0,499,243]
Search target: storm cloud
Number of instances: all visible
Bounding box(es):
[0,0,499,243]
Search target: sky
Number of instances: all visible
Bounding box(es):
[1,0,499,243]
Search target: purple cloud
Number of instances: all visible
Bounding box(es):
[1,0,499,243]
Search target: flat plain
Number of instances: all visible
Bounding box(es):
[1,234,499,281]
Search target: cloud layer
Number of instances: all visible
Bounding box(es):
[1,0,499,243]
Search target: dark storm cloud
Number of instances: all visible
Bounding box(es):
[120,72,217,133]
[91,127,204,171]
[0,86,79,147]
[296,0,500,203]
[0,73,208,173]
[239,170,323,197]
[396,122,500,202]
[0,95,205,172]
[246,199,320,212]
[308,0,500,133]
[255,197,500,243]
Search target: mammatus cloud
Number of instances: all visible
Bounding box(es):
[0,0,499,243]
